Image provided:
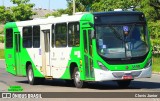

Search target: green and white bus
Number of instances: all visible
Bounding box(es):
[5,11,152,88]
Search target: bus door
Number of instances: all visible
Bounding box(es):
[83,30,94,79]
[41,29,51,76]
[14,32,22,75]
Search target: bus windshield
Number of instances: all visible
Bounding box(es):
[96,24,149,59]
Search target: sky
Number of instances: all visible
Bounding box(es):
[0,0,67,10]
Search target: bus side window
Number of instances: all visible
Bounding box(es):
[33,25,40,48]
[23,26,32,48]
[6,28,13,48]
[55,23,67,47]
[52,24,55,47]
[68,22,80,47]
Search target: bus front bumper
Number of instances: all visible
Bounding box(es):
[94,66,152,81]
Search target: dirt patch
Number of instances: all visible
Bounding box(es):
[0,43,4,49]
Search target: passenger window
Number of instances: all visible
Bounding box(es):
[6,28,13,48]
[55,23,67,47]
[33,26,40,48]
[23,26,32,48]
[68,22,80,47]
[52,24,55,47]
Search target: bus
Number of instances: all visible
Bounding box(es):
[4,11,152,88]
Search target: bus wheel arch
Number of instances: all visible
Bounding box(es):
[26,61,41,85]
[69,62,86,88]
[73,67,87,88]
[26,61,32,75]
[69,62,78,79]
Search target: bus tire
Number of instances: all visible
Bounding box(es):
[117,80,131,88]
[27,65,38,85]
[73,67,86,88]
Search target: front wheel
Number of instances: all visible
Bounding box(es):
[116,80,131,88]
[73,68,86,88]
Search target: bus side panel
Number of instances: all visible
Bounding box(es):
[5,25,16,75]
[5,47,16,75]
[25,49,44,77]
[14,26,44,77]
[60,47,81,79]
[50,48,71,79]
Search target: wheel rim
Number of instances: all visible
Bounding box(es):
[75,71,81,85]
[28,69,33,82]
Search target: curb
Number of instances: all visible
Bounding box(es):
[152,72,160,75]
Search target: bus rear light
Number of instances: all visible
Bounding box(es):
[98,62,109,71]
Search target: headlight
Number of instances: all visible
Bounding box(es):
[144,58,152,69]
[98,62,109,71]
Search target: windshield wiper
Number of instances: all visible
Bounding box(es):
[109,24,136,42]
[109,25,124,42]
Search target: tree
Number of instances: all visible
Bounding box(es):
[45,9,67,17]
[46,0,86,17]
[1,0,35,23]
[91,0,137,12]
[76,0,100,11]
[65,0,86,14]
[0,6,12,23]
[0,6,6,23]
[10,0,36,21]
[137,0,160,21]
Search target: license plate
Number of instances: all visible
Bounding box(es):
[122,75,133,80]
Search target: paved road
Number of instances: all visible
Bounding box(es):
[0,60,160,100]
[0,59,5,68]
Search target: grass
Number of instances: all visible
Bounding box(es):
[0,36,4,43]
[152,54,160,72]
[0,49,4,59]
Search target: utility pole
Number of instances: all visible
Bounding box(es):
[73,0,75,15]
[66,0,76,15]
[2,0,4,6]
[49,0,50,11]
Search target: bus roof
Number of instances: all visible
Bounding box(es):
[5,12,91,28]
[5,11,145,28]
[93,11,144,16]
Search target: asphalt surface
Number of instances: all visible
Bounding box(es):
[0,60,160,100]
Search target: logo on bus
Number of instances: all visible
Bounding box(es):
[132,65,140,69]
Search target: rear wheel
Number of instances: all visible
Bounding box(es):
[117,80,131,88]
[27,65,44,85]
[73,67,86,88]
